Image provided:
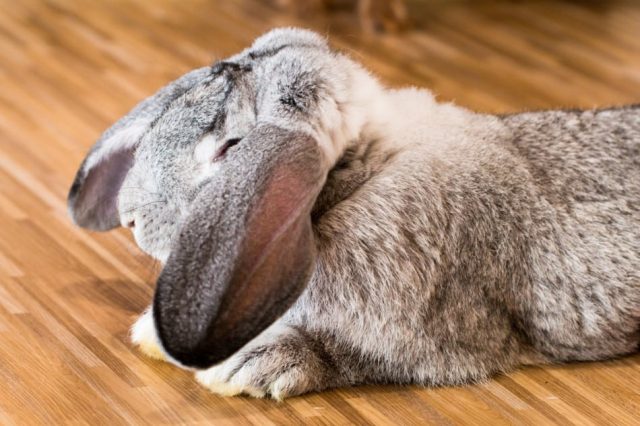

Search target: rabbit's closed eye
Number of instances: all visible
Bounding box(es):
[213,138,243,162]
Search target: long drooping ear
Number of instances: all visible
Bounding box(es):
[67,67,210,231]
[153,124,326,368]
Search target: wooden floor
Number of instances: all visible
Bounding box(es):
[0,0,639,424]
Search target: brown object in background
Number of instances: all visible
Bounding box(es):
[276,0,409,32]
[356,0,409,32]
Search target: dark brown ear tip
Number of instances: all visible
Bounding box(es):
[161,342,236,369]
[161,346,215,369]
[152,301,237,368]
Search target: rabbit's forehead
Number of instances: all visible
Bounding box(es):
[135,43,330,161]
[137,80,230,151]
[131,74,255,183]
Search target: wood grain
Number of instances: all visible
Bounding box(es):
[0,0,639,424]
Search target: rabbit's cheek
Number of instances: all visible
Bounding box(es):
[126,205,178,262]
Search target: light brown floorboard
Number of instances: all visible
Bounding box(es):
[0,0,639,424]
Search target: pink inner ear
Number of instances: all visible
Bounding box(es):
[213,163,320,337]
[69,146,135,231]
[245,168,317,276]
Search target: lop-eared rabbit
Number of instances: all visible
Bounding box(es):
[68,29,640,399]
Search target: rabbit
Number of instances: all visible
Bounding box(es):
[68,28,640,400]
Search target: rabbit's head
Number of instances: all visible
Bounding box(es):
[68,28,381,368]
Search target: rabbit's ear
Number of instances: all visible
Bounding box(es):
[153,124,325,368]
[68,67,210,231]
[67,123,144,231]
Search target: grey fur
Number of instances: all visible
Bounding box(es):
[68,67,211,230]
[68,28,640,398]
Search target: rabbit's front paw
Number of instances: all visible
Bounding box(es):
[195,324,336,400]
[130,307,166,361]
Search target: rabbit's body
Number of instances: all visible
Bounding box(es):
[68,29,640,399]
[195,103,640,396]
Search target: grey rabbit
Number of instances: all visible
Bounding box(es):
[68,28,640,399]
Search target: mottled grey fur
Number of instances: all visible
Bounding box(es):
[68,28,640,399]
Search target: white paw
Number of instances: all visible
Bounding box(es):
[130,307,167,361]
[195,323,315,400]
[195,355,267,398]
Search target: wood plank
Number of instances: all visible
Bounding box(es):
[0,0,639,423]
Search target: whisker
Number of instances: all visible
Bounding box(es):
[120,187,164,196]
[121,200,167,215]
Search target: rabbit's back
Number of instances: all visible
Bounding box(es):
[504,105,640,206]
[501,106,640,361]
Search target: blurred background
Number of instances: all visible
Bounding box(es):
[0,1,639,424]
